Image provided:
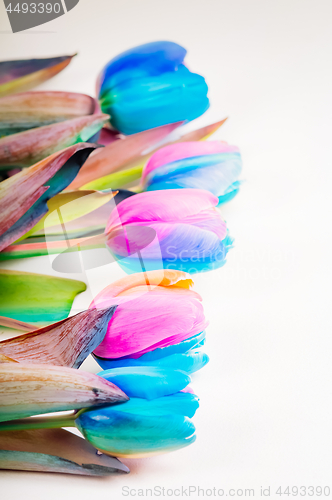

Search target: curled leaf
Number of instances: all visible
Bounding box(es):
[0,428,129,475]
[0,91,96,136]
[0,55,75,97]
[0,269,86,324]
[0,362,128,422]
[0,143,98,251]
[0,306,117,368]
[0,114,108,169]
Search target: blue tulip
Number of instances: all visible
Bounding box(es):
[76,366,199,457]
[97,41,209,135]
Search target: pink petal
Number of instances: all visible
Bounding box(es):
[106,189,219,234]
[142,141,240,182]
[93,290,207,359]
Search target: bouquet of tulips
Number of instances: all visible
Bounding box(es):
[0,42,242,476]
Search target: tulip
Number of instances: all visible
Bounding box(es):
[0,366,199,458]
[97,41,209,135]
[76,391,198,458]
[105,188,232,274]
[90,270,208,373]
[141,141,243,204]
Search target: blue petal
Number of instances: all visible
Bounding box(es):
[99,41,187,97]
[94,331,206,370]
[101,65,209,135]
[77,397,196,456]
[98,366,191,400]
[96,351,209,375]
[218,181,241,204]
[113,393,200,418]
[145,153,242,198]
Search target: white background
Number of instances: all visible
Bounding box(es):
[1,0,332,498]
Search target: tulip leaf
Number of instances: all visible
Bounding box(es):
[0,306,117,368]
[82,164,144,191]
[0,234,106,261]
[67,122,182,189]
[0,143,98,251]
[0,114,108,170]
[0,269,86,324]
[0,362,128,422]
[18,189,116,241]
[174,118,227,142]
[0,428,129,475]
[0,91,97,137]
[0,55,75,97]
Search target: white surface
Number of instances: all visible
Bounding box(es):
[1,0,332,498]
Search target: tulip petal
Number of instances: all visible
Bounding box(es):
[96,350,209,375]
[143,142,240,180]
[0,269,86,324]
[0,428,129,475]
[98,367,191,400]
[108,221,229,274]
[0,363,128,422]
[106,188,219,232]
[94,331,206,370]
[145,153,242,200]
[0,306,116,368]
[113,393,199,418]
[0,55,75,97]
[98,41,187,97]
[93,289,207,359]
[102,66,209,135]
[67,122,182,190]
[0,143,98,250]
[0,114,108,169]
[0,91,96,137]
[77,401,196,457]
[91,269,193,304]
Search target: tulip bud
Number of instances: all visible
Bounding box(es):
[97,41,209,135]
[105,189,232,274]
[141,141,242,204]
[91,270,209,373]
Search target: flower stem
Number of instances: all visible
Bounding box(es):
[0,412,77,432]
